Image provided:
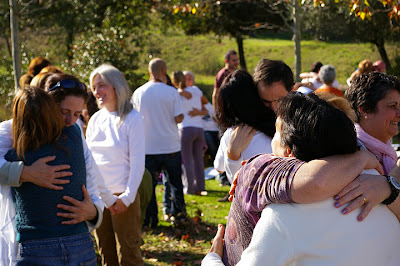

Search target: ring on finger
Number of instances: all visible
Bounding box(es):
[363,197,367,204]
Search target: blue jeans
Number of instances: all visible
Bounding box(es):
[162,170,171,215]
[16,232,96,266]
[144,152,186,227]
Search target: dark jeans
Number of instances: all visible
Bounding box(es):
[204,131,220,161]
[162,170,171,215]
[144,152,186,227]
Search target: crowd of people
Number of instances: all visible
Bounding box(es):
[0,49,399,266]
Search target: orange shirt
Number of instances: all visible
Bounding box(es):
[314,86,344,97]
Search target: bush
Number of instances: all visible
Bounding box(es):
[64,26,147,91]
[388,55,400,78]
[0,56,15,107]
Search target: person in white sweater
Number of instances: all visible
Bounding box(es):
[204,173,400,266]
[86,64,145,266]
[203,93,400,266]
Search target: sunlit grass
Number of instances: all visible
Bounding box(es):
[142,179,230,265]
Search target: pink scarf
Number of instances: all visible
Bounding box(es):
[355,123,398,175]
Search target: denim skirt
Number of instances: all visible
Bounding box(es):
[15,232,97,266]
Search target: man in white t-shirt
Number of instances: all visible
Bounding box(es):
[132,58,186,228]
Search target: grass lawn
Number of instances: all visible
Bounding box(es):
[141,178,230,266]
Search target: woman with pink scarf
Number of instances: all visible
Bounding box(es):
[334,72,400,216]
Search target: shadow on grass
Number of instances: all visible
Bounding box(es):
[205,189,229,199]
[144,250,204,266]
[142,220,218,265]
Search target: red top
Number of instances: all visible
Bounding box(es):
[315,86,344,97]
[214,68,231,89]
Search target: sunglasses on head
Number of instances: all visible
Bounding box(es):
[48,79,87,92]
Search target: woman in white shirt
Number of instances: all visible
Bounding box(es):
[214,70,276,183]
[86,64,145,266]
[172,71,207,195]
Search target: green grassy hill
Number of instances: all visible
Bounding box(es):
[137,33,400,100]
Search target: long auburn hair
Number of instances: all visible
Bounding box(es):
[12,87,64,159]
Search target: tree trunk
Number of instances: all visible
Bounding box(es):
[292,0,301,82]
[9,0,21,92]
[66,28,74,62]
[65,16,76,64]
[236,34,247,71]
[2,34,12,57]
[372,39,391,71]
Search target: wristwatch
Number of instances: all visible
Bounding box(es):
[382,175,400,205]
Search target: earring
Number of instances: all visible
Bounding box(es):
[364,115,368,119]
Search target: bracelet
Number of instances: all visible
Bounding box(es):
[382,175,400,205]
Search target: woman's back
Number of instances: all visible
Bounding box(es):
[6,125,87,242]
[214,127,272,183]
[178,86,204,128]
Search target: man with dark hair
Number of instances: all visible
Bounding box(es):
[223,59,294,180]
[212,50,239,108]
[253,59,294,112]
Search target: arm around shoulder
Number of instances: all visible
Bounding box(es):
[291,149,380,203]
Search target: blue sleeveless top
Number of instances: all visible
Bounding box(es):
[5,124,88,242]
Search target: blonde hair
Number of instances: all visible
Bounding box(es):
[317,93,357,122]
[12,87,64,160]
[171,71,186,90]
[359,59,374,74]
[90,64,133,121]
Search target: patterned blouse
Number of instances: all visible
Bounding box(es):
[223,153,305,266]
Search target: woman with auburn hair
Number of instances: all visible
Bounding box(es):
[5,87,97,265]
[86,64,145,265]
[0,73,106,265]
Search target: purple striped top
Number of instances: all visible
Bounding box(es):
[223,153,305,266]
